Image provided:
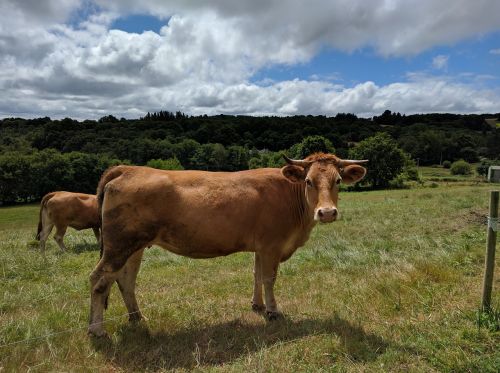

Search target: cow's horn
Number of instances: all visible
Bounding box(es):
[338,159,369,167]
[283,155,313,167]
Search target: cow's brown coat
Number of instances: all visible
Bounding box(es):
[88,153,367,336]
[36,192,100,251]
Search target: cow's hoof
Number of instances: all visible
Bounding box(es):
[129,313,143,323]
[251,303,265,312]
[88,325,107,338]
[266,311,281,321]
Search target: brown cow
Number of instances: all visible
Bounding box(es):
[88,153,367,336]
[36,192,100,252]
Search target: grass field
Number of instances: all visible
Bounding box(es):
[418,165,482,183]
[1,184,499,372]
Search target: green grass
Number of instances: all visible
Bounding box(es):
[419,165,482,183]
[1,185,499,372]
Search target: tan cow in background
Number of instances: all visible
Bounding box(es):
[36,192,100,251]
[88,153,367,336]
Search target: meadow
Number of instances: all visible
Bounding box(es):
[0,183,499,372]
[418,165,483,183]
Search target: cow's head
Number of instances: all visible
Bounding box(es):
[281,153,367,223]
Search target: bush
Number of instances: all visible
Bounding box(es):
[404,166,420,181]
[146,158,184,170]
[402,156,420,181]
[442,160,451,169]
[389,174,409,189]
[349,132,407,188]
[450,160,472,175]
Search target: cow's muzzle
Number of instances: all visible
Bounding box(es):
[315,207,338,223]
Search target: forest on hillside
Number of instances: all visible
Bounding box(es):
[1,110,499,204]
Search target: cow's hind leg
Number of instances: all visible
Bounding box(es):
[89,261,118,337]
[38,213,54,252]
[53,225,68,251]
[88,245,142,337]
[251,252,265,312]
[88,257,125,337]
[116,249,144,322]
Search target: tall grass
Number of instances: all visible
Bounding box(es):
[0,184,498,371]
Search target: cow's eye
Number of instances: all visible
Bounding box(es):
[336,178,341,185]
[305,179,313,187]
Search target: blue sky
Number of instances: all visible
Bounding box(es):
[0,0,499,119]
[249,33,500,91]
[111,14,167,35]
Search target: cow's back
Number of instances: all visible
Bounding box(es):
[46,192,99,230]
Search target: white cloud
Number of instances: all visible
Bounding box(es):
[94,0,500,56]
[0,0,500,119]
[490,48,500,55]
[2,73,498,119]
[0,0,81,26]
[432,55,449,70]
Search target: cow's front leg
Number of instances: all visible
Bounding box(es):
[261,253,281,320]
[251,252,265,312]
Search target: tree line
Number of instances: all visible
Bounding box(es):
[0,110,499,204]
[3,110,499,162]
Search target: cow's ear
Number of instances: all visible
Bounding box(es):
[282,165,306,183]
[341,165,366,184]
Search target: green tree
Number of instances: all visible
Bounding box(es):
[98,115,119,123]
[248,150,285,169]
[147,158,184,170]
[399,130,444,165]
[30,149,73,197]
[173,139,200,169]
[349,132,407,188]
[0,150,125,204]
[226,146,250,171]
[288,135,335,159]
[477,159,499,177]
[0,152,33,203]
[191,143,227,171]
[65,152,124,194]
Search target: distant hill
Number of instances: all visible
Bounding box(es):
[1,111,499,166]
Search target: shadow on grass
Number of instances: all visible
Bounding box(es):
[26,239,99,254]
[72,241,100,254]
[91,313,390,370]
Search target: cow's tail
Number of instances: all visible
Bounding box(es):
[96,166,128,310]
[36,192,56,240]
[96,165,127,258]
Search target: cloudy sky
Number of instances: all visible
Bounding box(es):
[1,0,500,119]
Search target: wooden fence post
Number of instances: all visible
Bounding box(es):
[482,190,499,310]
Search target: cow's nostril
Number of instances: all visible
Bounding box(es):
[318,209,324,217]
[332,209,338,216]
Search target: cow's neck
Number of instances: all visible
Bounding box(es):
[291,182,316,231]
